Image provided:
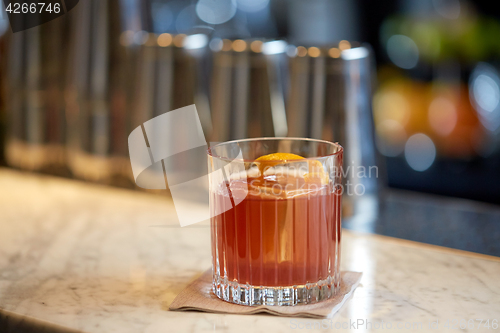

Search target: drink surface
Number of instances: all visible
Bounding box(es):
[211,170,341,287]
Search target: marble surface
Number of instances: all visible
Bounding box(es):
[0,168,499,333]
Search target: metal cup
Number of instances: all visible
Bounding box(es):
[65,0,140,186]
[128,31,212,190]
[286,42,379,222]
[4,12,69,175]
[209,38,289,142]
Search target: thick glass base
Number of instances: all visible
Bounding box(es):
[212,275,340,306]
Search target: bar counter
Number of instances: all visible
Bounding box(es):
[0,168,499,332]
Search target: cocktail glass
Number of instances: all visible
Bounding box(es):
[208,138,343,306]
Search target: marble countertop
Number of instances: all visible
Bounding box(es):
[0,168,499,333]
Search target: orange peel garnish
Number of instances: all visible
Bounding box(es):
[255,152,305,163]
[255,153,329,185]
[303,172,330,185]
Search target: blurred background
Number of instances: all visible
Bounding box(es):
[0,0,499,254]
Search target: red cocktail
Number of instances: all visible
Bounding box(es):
[208,138,343,306]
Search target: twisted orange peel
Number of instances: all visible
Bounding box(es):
[255,153,328,185]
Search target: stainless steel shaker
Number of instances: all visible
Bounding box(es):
[4,13,69,175]
[286,42,379,221]
[129,32,212,190]
[130,32,211,131]
[209,38,289,142]
[66,0,138,186]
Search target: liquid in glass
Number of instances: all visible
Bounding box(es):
[209,139,342,306]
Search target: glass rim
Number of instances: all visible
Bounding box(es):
[207,137,343,163]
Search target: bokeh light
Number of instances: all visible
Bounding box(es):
[296,46,307,57]
[183,34,209,50]
[173,34,186,47]
[341,47,369,60]
[339,40,351,51]
[373,90,411,126]
[307,47,321,58]
[469,63,500,132]
[376,120,407,157]
[473,75,500,113]
[428,97,457,136]
[328,48,341,58]
[236,0,269,13]
[232,39,247,52]
[405,133,436,172]
[157,33,173,47]
[134,30,149,45]
[196,0,237,25]
[262,40,287,55]
[386,35,419,69]
[209,38,223,51]
[250,40,263,53]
